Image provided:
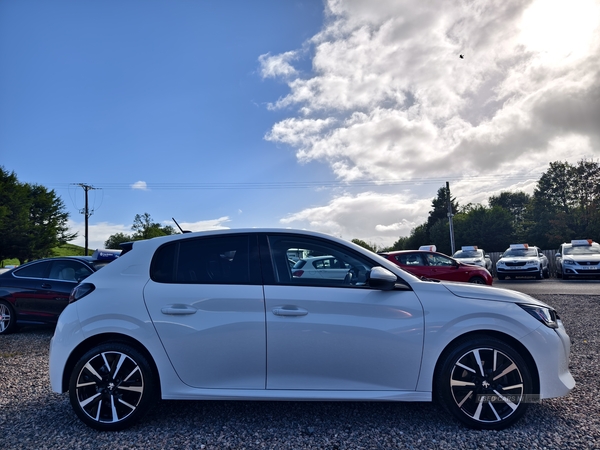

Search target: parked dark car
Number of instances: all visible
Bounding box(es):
[0,250,120,334]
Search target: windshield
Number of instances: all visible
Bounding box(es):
[453,250,483,258]
[502,248,538,258]
[564,244,600,256]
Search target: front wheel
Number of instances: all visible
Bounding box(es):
[436,336,533,430]
[497,274,505,280]
[468,276,486,285]
[69,343,157,431]
[0,301,17,335]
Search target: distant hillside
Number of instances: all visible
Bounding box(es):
[2,243,93,267]
[52,243,91,257]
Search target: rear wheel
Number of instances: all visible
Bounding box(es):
[436,336,533,430]
[69,342,157,431]
[0,301,17,335]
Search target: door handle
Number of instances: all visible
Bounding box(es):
[161,304,198,315]
[41,283,52,289]
[272,306,308,317]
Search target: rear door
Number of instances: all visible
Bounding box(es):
[143,234,266,389]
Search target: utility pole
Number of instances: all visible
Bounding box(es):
[446,181,456,255]
[74,183,98,256]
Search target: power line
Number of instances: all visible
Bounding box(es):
[47,174,542,191]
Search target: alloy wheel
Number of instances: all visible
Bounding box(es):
[449,347,525,425]
[72,349,147,428]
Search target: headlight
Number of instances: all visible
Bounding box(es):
[564,259,575,265]
[525,260,537,266]
[497,261,505,266]
[518,304,559,329]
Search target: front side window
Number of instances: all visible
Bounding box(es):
[151,235,259,284]
[425,253,454,266]
[267,234,377,287]
[48,260,93,281]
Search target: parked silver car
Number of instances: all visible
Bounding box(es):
[49,229,573,431]
[555,239,600,279]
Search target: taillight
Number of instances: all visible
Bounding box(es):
[292,270,304,277]
[69,283,95,304]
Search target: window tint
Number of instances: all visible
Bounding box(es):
[151,235,257,284]
[425,253,454,266]
[13,261,51,279]
[396,253,423,265]
[48,260,93,281]
[267,234,377,287]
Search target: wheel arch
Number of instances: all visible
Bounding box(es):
[61,332,162,396]
[431,329,540,400]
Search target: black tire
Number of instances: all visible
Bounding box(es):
[535,268,542,280]
[69,342,158,431]
[543,268,550,279]
[556,270,562,279]
[468,276,486,285]
[436,336,533,430]
[0,300,17,335]
[497,274,505,280]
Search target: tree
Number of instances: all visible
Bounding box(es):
[529,160,600,247]
[131,213,176,240]
[104,232,133,250]
[351,239,379,253]
[426,186,458,242]
[0,167,76,262]
[488,191,532,243]
[104,213,177,248]
[454,205,514,252]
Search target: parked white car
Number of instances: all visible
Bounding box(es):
[291,255,351,280]
[496,244,549,280]
[49,229,574,431]
[452,246,493,272]
[555,239,600,279]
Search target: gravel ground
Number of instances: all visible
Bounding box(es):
[1,294,599,450]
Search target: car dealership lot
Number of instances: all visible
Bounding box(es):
[0,285,598,449]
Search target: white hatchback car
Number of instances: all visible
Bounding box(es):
[49,229,574,431]
[555,239,600,279]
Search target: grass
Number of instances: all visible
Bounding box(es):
[1,243,89,267]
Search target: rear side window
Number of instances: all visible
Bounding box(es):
[13,261,51,279]
[150,235,260,284]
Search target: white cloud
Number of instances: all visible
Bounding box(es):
[259,51,299,79]
[131,181,148,190]
[166,217,231,232]
[68,220,131,250]
[280,191,430,247]
[264,0,600,244]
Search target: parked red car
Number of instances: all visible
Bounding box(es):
[379,248,493,285]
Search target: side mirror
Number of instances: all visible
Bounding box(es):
[555,252,561,257]
[369,267,398,291]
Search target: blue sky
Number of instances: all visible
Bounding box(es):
[2,0,600,250]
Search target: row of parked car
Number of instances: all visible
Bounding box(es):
[380,240,600,283]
